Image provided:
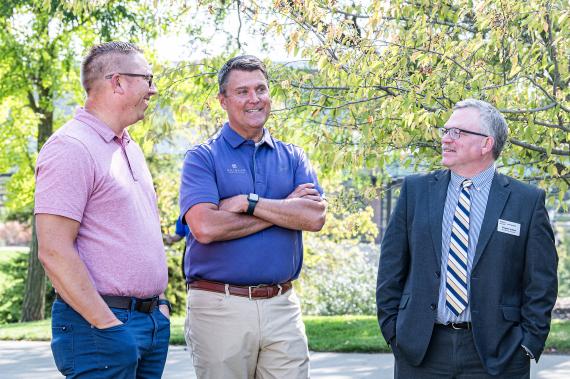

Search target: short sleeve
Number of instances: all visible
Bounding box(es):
[179,146,221,220]
[34,136,95,222]
[294,147,325,198]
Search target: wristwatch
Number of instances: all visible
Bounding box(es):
[246,193,259,215]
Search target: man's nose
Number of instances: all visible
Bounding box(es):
[247,90,259,102]
[441,131,453,143]
[148,82,158,96]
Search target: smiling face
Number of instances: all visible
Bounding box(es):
[218,69,271,141]
[441,107,495,177]
[118,53,157,124]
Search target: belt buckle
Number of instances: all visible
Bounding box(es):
[248,284,265,300]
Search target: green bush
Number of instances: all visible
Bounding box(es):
[556,225,570,297]
[0,250,53,324]
[164,243,187,316]
[297,238,378,315]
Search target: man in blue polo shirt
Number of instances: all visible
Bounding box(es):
[179,55,327,378]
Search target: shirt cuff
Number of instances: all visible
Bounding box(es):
[521,344,534,359]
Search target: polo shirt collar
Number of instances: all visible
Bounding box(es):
[74,107,131,145]
[221,122,274,149]
[450,163,495,191]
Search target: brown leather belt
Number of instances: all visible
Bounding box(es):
[436,322,472,330]
[188,280,292,300]
[56,293,159,313]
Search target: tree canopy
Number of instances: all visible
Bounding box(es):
[199,0,569,204]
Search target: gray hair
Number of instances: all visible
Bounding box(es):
[453,98,508,159]
[81,41,143,93]
[218,55,269,95]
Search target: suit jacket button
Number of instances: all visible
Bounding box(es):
[430,304,437,310]
[435,271,441,278]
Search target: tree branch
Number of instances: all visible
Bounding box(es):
[499,102,557,114]
[509,138,569,156]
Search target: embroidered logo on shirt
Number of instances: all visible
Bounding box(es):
[226,163,246,175]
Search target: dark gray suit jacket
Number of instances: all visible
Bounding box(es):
[376,170,558,376]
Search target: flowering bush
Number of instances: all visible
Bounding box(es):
[0,221,31,246]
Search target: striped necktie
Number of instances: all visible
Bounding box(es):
[446,179,473,316]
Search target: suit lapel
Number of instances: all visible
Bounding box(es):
[472,173,511,269]
[429,170,451,263]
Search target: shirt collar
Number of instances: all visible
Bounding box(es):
[450,163,495,191]
[221,122,274,149]
[74,107,131,145]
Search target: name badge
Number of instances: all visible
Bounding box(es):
[497,219,520,236]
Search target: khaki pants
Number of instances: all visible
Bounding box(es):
[185,287,310,379]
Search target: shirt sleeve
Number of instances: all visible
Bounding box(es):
[179,146,221,221]
[294,147,325,198]
[34,135,95,222]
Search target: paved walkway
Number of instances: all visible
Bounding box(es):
[1,341,569,378]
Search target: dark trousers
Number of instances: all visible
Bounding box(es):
[394,326,530,379]
[50,299,170,378]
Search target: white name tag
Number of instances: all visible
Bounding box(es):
[497,219,520,236]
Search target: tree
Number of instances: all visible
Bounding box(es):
[200,0,569,204]
[0,0,189,321]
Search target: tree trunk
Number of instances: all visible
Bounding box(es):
[21,104,53,322]
[20,214,46,321]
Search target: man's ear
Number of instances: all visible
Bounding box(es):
[218,93,227,110]
[111,75,124,94]
[481,136,494,156]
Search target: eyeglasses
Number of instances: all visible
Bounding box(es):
[438,127,488,140]
[104,73,154,88]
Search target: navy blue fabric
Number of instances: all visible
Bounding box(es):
[179,123,323,285]
[394,327,530,378]
[376,170,558,376]
[50,299,170,378]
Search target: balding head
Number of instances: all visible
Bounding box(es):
[81,42,143,94]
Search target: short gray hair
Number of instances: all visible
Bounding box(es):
[81,41,143,93]
[454,98,508,159]
[218,55,269,95]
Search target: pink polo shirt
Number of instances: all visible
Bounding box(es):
[35,108,167,298]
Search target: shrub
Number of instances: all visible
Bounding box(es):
[297,238,378,316]
[0,251,53,323]
[165,243,187,316]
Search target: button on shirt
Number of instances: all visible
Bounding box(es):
[179,123,324,285]
[437,164,495,323]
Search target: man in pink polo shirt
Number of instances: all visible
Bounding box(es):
[35,41,170,378]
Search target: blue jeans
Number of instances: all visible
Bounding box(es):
[50,299,170,378]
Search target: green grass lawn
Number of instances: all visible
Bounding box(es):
[1,315,569,353]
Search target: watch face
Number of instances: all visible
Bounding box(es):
[249,193,259,201]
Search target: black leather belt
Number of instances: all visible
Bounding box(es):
[55,293,159,313]
[436,322,472,330]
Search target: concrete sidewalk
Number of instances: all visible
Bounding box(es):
[1,341,569,378]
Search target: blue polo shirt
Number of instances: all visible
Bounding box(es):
[179,123,324,285]
[175,216,190,238]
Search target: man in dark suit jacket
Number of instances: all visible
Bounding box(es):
[376,99,558,378]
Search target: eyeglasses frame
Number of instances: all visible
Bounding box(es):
[438,127,489,140]
[104,72,154,88]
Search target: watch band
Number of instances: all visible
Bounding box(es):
[246,193,259,216]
